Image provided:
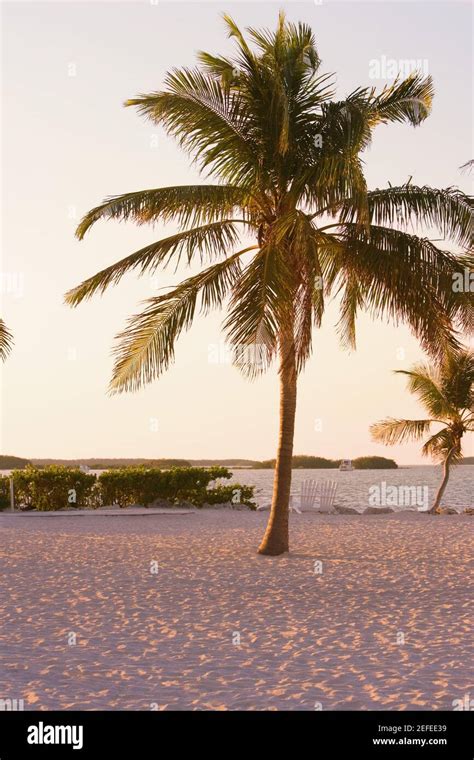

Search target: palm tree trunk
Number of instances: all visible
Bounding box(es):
[258,331,297,556]
[429,447,455,514]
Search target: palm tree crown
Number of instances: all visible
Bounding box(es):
[66,13,472,393]
[371,350,474,459]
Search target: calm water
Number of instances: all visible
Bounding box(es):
[228,465,474,511]
[2,466,472,512]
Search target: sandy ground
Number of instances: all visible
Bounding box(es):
[0,510,472,711]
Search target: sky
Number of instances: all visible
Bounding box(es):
[1,0,473,464]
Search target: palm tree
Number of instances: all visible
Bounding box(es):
[370,350,474,513]
[66,14,473,554]
[0,319,13,361]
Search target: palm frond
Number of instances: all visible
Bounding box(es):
[223,244,292,377]
[336,275,365,350]
[370,417,432,445]
[65,221,242,306]
[109,248,252,394]
[337,224,466,357]
[342,184,473,248]
[368,73,434,127]
[315,97,374,156]
[222,13,255,60]
[248,18,321,73]
[395,365,454,419]
[439,349,474,410]
[421,427,462,462]
[126,68,258,186]
[0,319,13,361]
[76,185,249,239]
[196,52,237,90]
[290,215,324,367]
[302,153,369,224]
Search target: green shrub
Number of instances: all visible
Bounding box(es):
[6,465,255,511]
[97,466,234,507]
[0,477,11,510]
[11,466,97,511]
[197,483,256,509]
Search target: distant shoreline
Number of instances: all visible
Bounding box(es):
[1,454,400,470]
[1,455,472,471]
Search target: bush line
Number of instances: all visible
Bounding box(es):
[0,466,256,511]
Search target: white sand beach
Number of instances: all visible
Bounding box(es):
[0,510,472,711]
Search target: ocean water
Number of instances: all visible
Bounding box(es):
[228,465,474,511]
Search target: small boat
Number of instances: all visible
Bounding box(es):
[339,459,353,471]
[79,464,91,473]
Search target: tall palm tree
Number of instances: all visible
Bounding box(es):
[0,319,13,361]
[66,14,473,554]
[370,350,474,513]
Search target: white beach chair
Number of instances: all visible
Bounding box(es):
[290,479,319,513]
[257,480,325,514]
[317,480,338,513]
[301,479,320,511]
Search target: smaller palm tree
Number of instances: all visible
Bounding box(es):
[370,350,474,513]
[0,319,13,361]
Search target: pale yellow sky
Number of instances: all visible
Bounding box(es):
[1,1,473,464]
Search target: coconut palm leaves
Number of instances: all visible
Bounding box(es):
[371,350,474,512]
[127,69,259,186]
[109,247,256,393]
[330,224,468,354]
[75,185,250,239]
[0,319,13,361]
[67,14,472,393]
[66,221,246,306]
[344,185,473,248]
